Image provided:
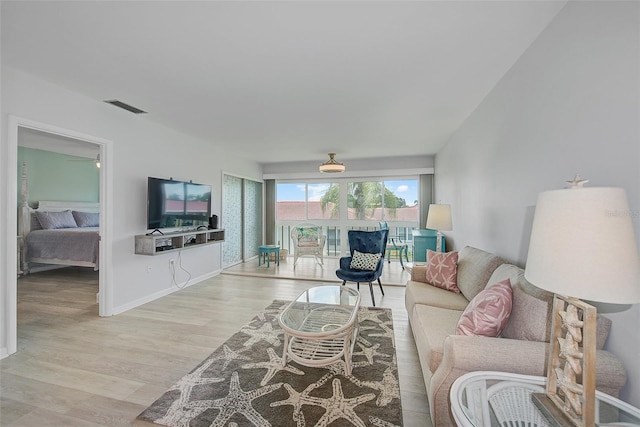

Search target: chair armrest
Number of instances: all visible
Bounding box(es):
[339,257,352,269]
[428,335,627,426]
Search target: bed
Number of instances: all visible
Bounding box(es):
[18,162,100,274]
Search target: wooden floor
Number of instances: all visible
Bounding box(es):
[223,254,413,286]
[1,262,431,427]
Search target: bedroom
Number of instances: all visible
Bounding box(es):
[17,128,102,314]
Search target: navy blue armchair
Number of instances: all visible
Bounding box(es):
[335,229,388,306]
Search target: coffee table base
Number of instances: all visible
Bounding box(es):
[281,305,359,375]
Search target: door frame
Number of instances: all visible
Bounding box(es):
[5,115,113,356]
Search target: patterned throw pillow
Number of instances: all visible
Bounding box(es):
[349,250,382,271]
[297,227,319,247]
[456,278,513,337]
[425,250,460,293]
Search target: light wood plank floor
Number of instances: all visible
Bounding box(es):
[1,263,430,427]
[223,254,413,286]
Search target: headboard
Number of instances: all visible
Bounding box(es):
[18,161,100,239]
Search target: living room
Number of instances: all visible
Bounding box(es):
[1,1,638,425]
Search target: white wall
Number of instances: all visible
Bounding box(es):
[1,66,263,353]
[435,1,640,405]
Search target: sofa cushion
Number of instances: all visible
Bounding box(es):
[456,278,513,337]
[405,280,470,316]
[456,246,505,301]
[412,304,462,373]
[425,250,460,293]
[491,264,612,349]
[492,264,553,343]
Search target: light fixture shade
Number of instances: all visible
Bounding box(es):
[525,187,640,304]
[319,153,345,173]
[426,204,452,231]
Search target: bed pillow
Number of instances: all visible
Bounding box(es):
[72,211,99,227]
[425,250,460,293]
[350,250,382,271]
[456,278,513,337]
[35,210,78,230]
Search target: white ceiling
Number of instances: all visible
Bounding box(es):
[1,1,566,165]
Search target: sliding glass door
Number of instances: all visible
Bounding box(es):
[222,174,263,267]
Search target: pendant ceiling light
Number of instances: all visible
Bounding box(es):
[319,153,345,173]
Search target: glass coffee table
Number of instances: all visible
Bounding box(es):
[279,285,360,375]
[450,371,640,427]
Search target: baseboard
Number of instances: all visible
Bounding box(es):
[112,269,221,315]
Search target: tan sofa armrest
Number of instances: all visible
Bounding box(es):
[428,335,627,426]
[410,264,429,282]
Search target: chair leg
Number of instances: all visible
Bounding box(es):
[378,278,385,295]
[369,282,376,306]
[356,282,360,291]
[341,281,346,286]
[399,252,405,270]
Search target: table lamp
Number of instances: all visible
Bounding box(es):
[524,179,640,426]
[426,204,452,252]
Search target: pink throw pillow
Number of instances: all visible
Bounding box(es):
[456,279,513,337]
[425,250,460,293]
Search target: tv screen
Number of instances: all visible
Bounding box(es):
[147,177,212,230]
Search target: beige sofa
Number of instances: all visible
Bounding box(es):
[405,246,627,426]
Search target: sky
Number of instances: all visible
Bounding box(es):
[277,180,419,205]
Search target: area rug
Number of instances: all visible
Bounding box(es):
[138,300,403,427]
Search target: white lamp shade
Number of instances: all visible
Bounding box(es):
[426,204,452,231]
[525,187,640,304]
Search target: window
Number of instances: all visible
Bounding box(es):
[276,182,339,221]
[383,179,419,222]
[346,180,419,222]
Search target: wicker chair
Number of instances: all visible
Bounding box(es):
[290,223,326,267]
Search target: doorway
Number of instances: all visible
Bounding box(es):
[4,116,113,357]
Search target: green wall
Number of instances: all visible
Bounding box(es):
[17,147,100,207]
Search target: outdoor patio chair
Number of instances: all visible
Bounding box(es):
[290,223,326,267]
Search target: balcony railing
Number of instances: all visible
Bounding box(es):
[276,224,415,259]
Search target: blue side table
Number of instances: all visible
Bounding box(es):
[258,245,280,267]
[412,229,446,262]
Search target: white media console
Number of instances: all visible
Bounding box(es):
[135,228,225,255]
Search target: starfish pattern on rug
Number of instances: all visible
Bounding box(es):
[242,347,305,386]
[352,342,390,365]
[305,378,376,427]
[155,358,225,426]
[358,309,385,324]
[208,371,282,427]
[240,321,282,347]
[138,302,403,427]
[357,363,400,407]
[366,320,395,343]
[269,383,309,427]
[209,344,252,371]
[369,416,402,427]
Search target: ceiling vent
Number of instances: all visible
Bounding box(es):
[104,100,147,114]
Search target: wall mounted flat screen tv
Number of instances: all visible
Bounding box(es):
[147,177,211,230]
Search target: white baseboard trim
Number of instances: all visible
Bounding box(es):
[112,269,221,315]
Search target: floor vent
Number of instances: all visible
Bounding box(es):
[104,100,147,114]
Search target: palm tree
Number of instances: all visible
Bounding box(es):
[320,182,402,220]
